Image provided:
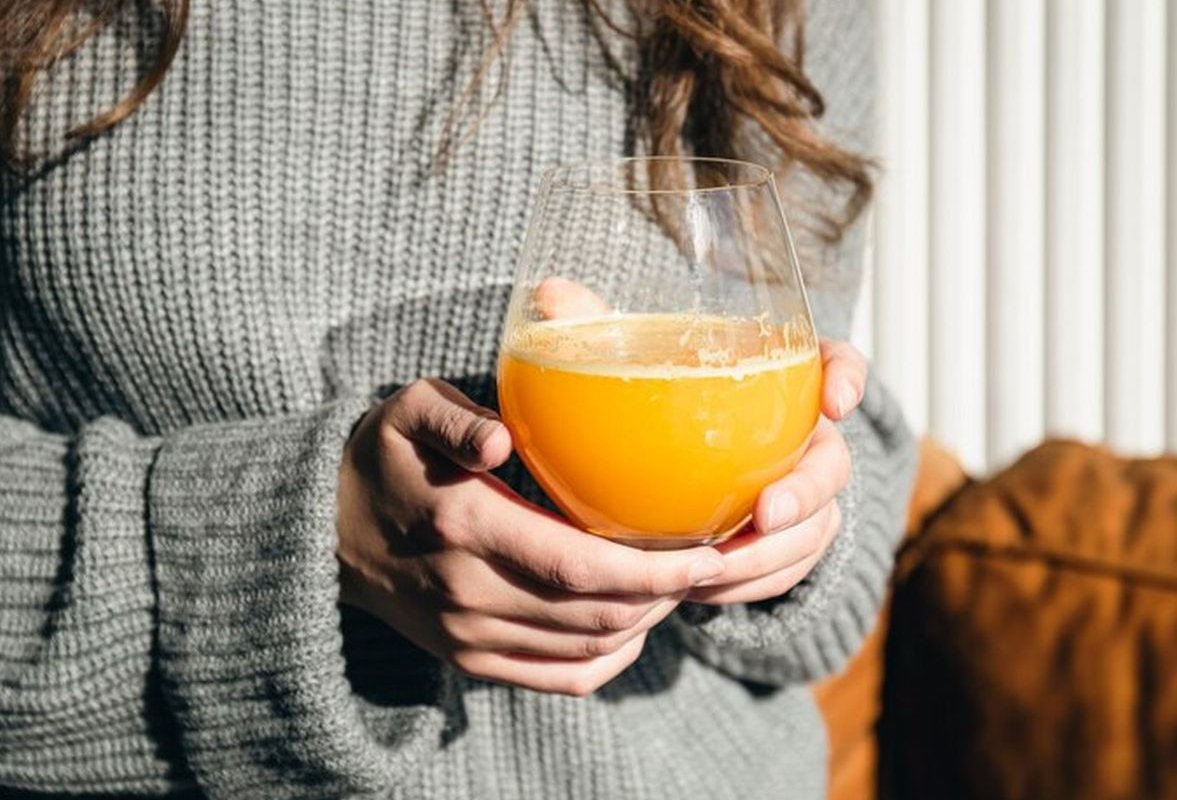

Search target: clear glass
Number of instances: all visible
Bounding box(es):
[497,157,822,549]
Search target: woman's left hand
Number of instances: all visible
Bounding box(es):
[687,339,867,605]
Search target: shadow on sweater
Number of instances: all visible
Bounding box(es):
[318,286,511,406]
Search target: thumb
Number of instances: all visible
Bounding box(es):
[386,378,512,471]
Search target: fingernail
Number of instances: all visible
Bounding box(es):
[766,491,799,532]
[836,379,857,418]
[688,556,725,586]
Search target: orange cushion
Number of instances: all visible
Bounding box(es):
[881,440,1177,800]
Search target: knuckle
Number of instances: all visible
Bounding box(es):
[402,378,430,401]
[583,638,613,658]
[559,638,646,695]
[544,555,593,593]
[579,633,624,658]
[435,405,473,448]
[430,495,474,546]
[391,380,428,418]
[591,604,642,632]
[629,567,661,596]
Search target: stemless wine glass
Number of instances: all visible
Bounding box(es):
[497,156,822,550]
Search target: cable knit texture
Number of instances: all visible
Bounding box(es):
[0,1,914,798]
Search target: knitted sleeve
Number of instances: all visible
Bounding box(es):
[0,399,452,799]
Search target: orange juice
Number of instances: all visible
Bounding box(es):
[497,313,822,545]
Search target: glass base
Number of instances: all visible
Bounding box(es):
[590,516,751,551]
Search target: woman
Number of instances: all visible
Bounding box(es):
[0,1,914,798]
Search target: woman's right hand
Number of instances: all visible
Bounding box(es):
[335,378,726,696]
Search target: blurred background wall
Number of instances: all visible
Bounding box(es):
[853,0,1177,474]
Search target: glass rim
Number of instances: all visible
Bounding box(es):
[540,156,775,196]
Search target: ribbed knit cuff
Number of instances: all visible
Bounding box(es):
[150,397,448,799]
[0,418,187,794]
[673,376,917,686]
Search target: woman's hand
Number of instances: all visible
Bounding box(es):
[686,340,867,605]
[335,378,725,696]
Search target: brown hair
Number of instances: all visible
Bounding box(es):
[1,0,870,239]
[1,0,189,168]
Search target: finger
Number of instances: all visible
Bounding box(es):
[753,417,851,534]
[819,339,868,420]
[695,502,837,587]
[439,595,680,659]
[384,378,512,471]
[433,553,678,633]
[534,277,612,320]
[688,504,842,605]
[451,631,647,697]
[472,490,727,595]
[687,530,827,604]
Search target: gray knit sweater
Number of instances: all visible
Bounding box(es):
[0,2,914,798]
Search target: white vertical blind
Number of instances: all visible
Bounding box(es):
[851,211,876,361]
[871,0,930,436]
[1104,0,1167,453]
[987,0,1045,470]
[1045,0,1105,444]
[870,0,1175,473]
[929,0,987,473]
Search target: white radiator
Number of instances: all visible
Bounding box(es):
[859,0,1177,474]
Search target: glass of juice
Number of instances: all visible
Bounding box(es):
[497,157,822,550]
